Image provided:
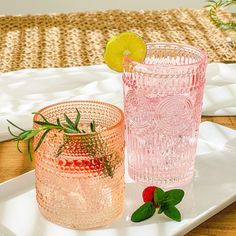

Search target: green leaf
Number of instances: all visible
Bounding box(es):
[74,109,81,130]
[64,113,75,129]
[60,123,77,133]
[27,140,33,161]
[154,187,165,205]
[32,112,49,123]
[7,119,25,131]
[164,206,181,222]
[33,122,60,130]
[204,4,213,7]
[90,120,96,132]
[104,159,113,177]
[34,129,50,152]
[8,126,18,138]
[131,202,156,222]
[207,0,217,3]
[18,131,32,140]
[56,118,61,126]
[160,199,175,212]
[23,129,42,140]
[33,120,57,127]
[16,140,22,153]
[158,206,164,214]
[64,128,80,133]
[33,120,48,126]
[165,189,184,206]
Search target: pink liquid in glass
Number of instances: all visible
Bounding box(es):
[123,42,208,188]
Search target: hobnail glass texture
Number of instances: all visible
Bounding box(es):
[123,42,207,188]
[33,101,125,229]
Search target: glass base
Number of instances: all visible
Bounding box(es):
[38,204,124,230]
[128,166,194,188]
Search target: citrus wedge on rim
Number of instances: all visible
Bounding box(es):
[104,32,147,72]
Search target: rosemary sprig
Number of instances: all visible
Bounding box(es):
[7,109,114,177]
[206,0,236,30]
[7,111,83,161]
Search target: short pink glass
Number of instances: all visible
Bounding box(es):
[33,101,125,229]
[123,42,208,188]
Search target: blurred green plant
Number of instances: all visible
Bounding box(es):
[206,0,236,30]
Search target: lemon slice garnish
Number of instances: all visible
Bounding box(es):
[104,32,147,72]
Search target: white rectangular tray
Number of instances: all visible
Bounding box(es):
[0,121,236,236]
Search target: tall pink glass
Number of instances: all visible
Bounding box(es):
[123,42,207,188]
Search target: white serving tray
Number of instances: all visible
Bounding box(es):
[0,121,236,236]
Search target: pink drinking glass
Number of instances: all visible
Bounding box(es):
[123,42,208,188]
[33,101,125,229]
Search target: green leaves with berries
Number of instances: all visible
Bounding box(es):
[131,186,184,223]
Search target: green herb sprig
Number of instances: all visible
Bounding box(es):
[7,109,87,160]
[131,187,184,222]
[8,110,114,177]
[206,0,236,30]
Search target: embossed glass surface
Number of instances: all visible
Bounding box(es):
[123,42,207,187]
[33,101,125,229]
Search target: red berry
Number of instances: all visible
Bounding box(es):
[65,166,70,171]
[75,166,80,171]
[83,160,91,166]
[95,164,100,169]
[90,165,95,170]
[142,186,159,208]
[85,166,90,170]
[58,159,67,166]
[92,158,100,165]
[142,186,157,203]
[74,160,82,166]
[65,160,74,166]
[80,166,85,171]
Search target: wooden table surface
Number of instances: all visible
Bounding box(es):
[0,116,235,235]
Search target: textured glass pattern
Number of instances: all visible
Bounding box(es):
[33,101,125,229]
[123,43,207,188]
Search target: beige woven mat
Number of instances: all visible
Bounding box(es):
[0,9,235,72]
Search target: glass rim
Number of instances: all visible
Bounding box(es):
[33,100,124,136]
[123,42,208,69]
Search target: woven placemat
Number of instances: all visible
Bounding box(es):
[0,9,235,72]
